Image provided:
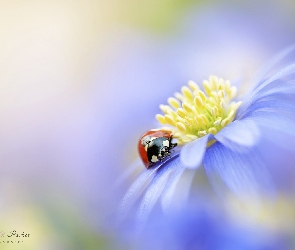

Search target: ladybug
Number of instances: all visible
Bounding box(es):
[138,129,177,169]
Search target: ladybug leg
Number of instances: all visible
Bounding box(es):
[169,137,177,149]
[164,147,172,160]
[159,147,168,162]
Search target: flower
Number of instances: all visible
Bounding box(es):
[119,46,295,224]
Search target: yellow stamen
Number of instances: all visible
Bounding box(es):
[176,122,187,132]
[208,127,217,135]
[168,97,180,109]
[188,80,199,91]
[221,118,229,127]
[159,104,171,114]
[182,103,193,113]
[177,108,187,118]
[211,106,218,116]
[203,80,211,95]
[194,96,203,108]
[156,114,167,124]
[214,117,222,126]
[198,130,207,136]
[181,86,194,100]
[174,92,184,101]
[218,90,225,98]
[164,114,175,126]
[156,76,242,145]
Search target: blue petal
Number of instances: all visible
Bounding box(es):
[114,158,142,188]
[203,142,274,199]
[251,64,295,97]
[246,80,295,107]
[215,120,260,147]
[256,80,295,97]
[180,134,213,169]
[160,162,185,211]
[137,156,181,225]
[239,64,295,115]
[242,110,295,137]
[248,45,295,90]
[118,164,161,222]
[160,164,192,212]
[240,99,295,120]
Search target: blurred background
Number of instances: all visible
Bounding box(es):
[0,0,295,249]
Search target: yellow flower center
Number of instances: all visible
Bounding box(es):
[156,76,242,145]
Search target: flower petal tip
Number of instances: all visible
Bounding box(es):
[180,134,211,169]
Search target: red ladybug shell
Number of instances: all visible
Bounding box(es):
[138,129,176,169]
